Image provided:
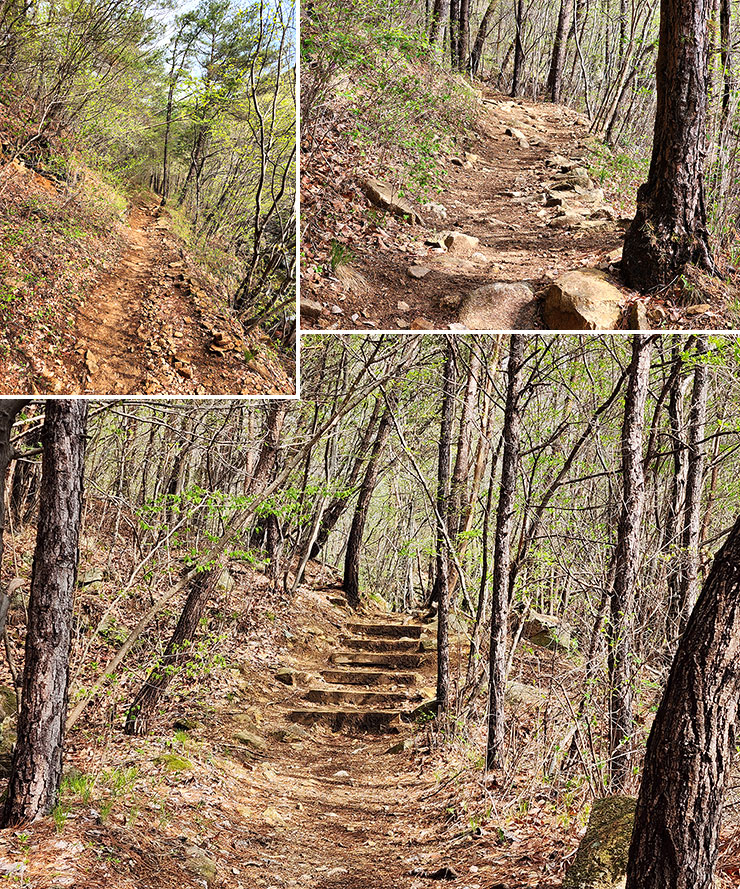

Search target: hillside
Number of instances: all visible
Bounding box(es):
[0,158,294,395]
[0,0,296,395]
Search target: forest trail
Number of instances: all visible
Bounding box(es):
[71,201,293,396]
[304,93,634,331]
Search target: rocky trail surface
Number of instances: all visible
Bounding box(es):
[302,92,730,332]
[71,203,293,396]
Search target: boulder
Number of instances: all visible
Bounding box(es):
[361,177,421,224]
[233,730,266,751]
[275,667,297,686]
[562,796,636,889]
[505,126,529,149]
[505,681,546,708]
[544,269,624,331]
[523,612,573,653]
[459,282,535,330]
[627,302,650,331]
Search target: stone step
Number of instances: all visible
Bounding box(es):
[288,708,401,733]
[341,637,422,653]
[305,688,412,707]
[330,651,425,669]
[320,668,417,687]
[346,622,422,639]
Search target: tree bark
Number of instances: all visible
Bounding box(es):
[621,0,715,290]
[2,400,87,826]
[546,0,574,102]
[608,334,653,792]
[470,0,498,75]
[124,556,227,735]
[429,0,450,48]
[343,404,393,608]
[677,335,709,630]
[510,0,525,96]
[625,513,740,889]
[486,334,526,770]
[434,339,456,714]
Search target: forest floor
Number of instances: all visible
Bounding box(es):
[0,159,295,396]
[3,554,740,889]
[301,88,737,332]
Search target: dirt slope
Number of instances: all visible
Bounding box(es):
[0,160,294,396]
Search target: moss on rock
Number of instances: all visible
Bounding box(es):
[563,795,636,889]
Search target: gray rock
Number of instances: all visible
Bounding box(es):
[275,667,297,686]
[505,681,546,708]
[234,730,266,751]
[182,844,218,888]
[544,269,624,331]
[459,282,535,330]
[407,265,431,279]
[562,796,636,889]
[523,612,573,653]
[627,302,650,331]
[361,177,421,224]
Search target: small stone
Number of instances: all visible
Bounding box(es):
[234,730,266,751]
[407,265,431,279]
[397,300,411,312]
[330,305,343,315]
[410,317,435,330]
[301,299,323,320]
[443,232,479,254]
[275,667,297,686]
[685,303,711,316]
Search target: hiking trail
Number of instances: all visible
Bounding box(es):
[302,91,726,332]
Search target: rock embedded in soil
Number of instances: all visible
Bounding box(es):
[544,269,624,331]
[300,298,323,320]
[562,796,636,889]
[182,844,218,888]
[458,282,535,330]
[443,231,479,254]
[407,265,431,279]
[410,317,435,330]
[523,611,573,652]
[360,176,421,224]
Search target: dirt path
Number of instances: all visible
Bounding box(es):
[303,93,626,332]
[72,203,294,396]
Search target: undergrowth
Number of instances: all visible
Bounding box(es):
[302,0,475,200]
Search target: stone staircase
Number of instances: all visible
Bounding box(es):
[289,611,429,733]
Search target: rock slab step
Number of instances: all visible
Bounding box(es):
[562,796,636,889]
[458,282,535,330]
[543,269,624,331]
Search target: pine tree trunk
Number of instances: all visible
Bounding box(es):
[621,0,714,290]
[470,0,498,75]
[626,513,740,889]
[510,0,525,96]
[608,335,653,792]
[486,334,525,770]
[2,400,87,826]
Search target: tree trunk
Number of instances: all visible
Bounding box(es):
[677,335,709,630]
[434,339,456,714]
[486,334,525,770]
[458,0,470,70]
[470,0,498,75]
[621,0,714,290]
[547,0,574,102]
[625,513,740,889]
[608,334,653,792]
[510,0,525,96]
[450,0,460,67]
[2,400,87,826]
[429,0,451,48]
[343,404,393,608]
[124,556,227,735]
